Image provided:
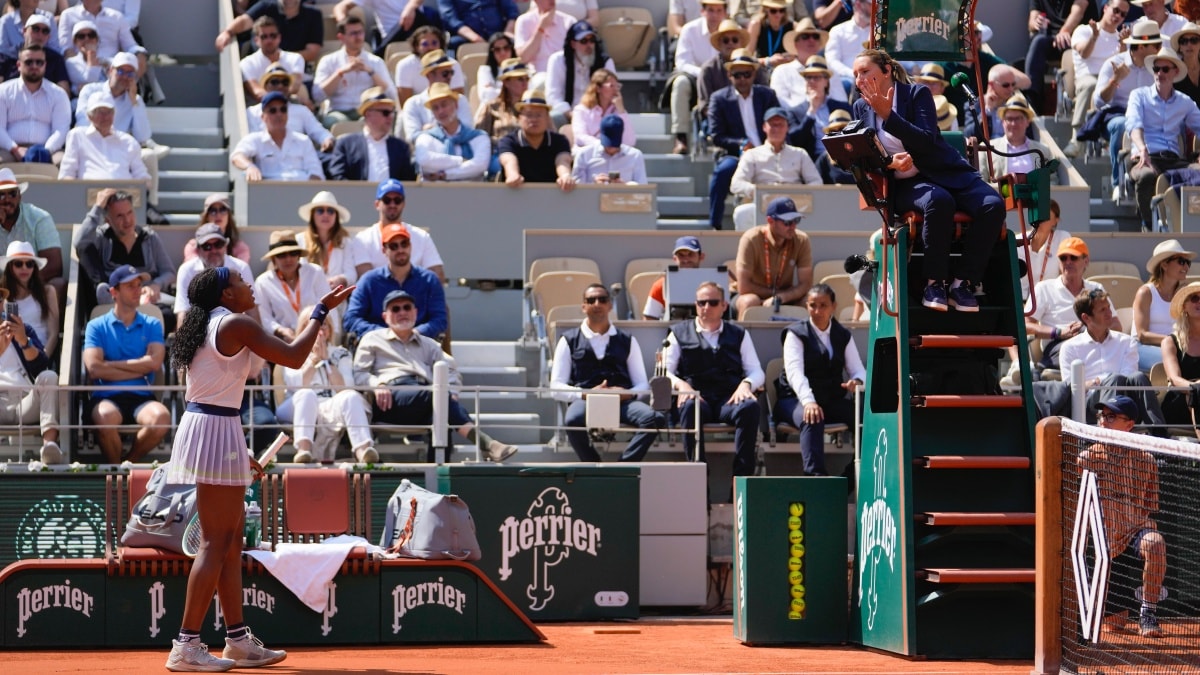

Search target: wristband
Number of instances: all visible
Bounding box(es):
[310,303,329,324]
[1051,327,1060,340]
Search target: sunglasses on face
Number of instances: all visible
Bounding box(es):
[779,217,801,227]
[418,40,440,49]
[1110,7,1127,17]
[799,33,822,41]
[695,298,722,307]
[432,69,454,79]
[312,206,337,216]
[21,59,45,66]
[380,196,404,205]
[266,78,289,87]
[584,296,610,305]
[29,26,49,34]
[385,240,411,250]
[576,37,596,45]
[207,205,229,214]
[200,241,227,252]
[720,37,741,45]
[274,251,301,259]
[9,259,36,269]
[491,43,512,52]
[1058,254,1081,262]
[386,303,415,313]
[1153,65,1176,73]
[1181,36,1200,46]
[1167,256,1193,266]
[767,8,786,14]
[264,106,287,114]
[76,31,97,39]
[371,108,396,116]
[1188,294,1200,304]
[0,191,20,200]
[730,70,754,79]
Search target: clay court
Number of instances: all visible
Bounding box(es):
[7,618,1032,674]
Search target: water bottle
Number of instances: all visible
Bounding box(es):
[244,502,262,549]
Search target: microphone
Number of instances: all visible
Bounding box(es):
[949,72,979,105]
[844,254,878,275]
[649,339,673,412]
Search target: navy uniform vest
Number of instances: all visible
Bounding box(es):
[563,327,634,390]
[776,319,851,403]
[671,320,747,401]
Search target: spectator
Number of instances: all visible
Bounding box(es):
[393,25,465,107]
[277,306,376,463]
[498,89,575,190]
[400,49,473,143]
[775,283,864,476]
[707,48,780,229]
[642,235,707,321]
[3,14,67,90]
[825,0,870,85]
[571,114,646,184]
[329,86,416,181]
[65,20,105,97]
[514,0,574,77]
[964,63,1035,144]
[571,69,633,148]
[414,82,490,182]
[182,194,251,264]
[556,0,598,25]
[1026,0,1098,112]
[57,0,145,74]
[1135,0,1189,39]
[663,280,765,481]
[73,188,174,307]
[664,0,726,155]
[546,20,614,121]
[1,239,57,358]
[1095,20,1160,205]
[475,32,516,106]
[343,222,446,340]
[1127,45,1200,231]
[979,94,1069,185]
[912,63,956,131]
[734,196,813,318]
[0,282,59,463]
[550,282,663,462]
[296,190,371,288]
[747,0,796,68]
[815,109,856,184]
[438,0,519,52]
[352,288,517,461]
[475,58,528,175]
[255,230,332,341]
[1063,0,1130,158]
[1016,198,1070,301]
[782,55,852,159]
[0,44,69,164]
[0,1,61,69]
[231,90,325,182]
[334,0,444,58]
[313,15,396,128]
[771,17,842,109]
[246,64,332,153]
[355,179,446,279]
[1133,239,1194,372]
[59,91,149,188]
[216,0,323,67]
[0,168,62,295]
[813,0,851,30]
[82,264,169,462]
[668,0,702,39]
[1160,280,1200,427]
[697,19,760,118]
[1025,236,1115,371]
[173,222,254,326]
[240,15,306,104]
[730,107,820,229]
[1174,21,1200,102]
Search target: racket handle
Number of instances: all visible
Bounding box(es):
[257,432,290,466]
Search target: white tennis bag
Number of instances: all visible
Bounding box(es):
[380,479,481,561]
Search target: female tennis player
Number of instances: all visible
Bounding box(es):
[164,267,352,672]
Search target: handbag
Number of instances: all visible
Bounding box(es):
[119,464,197,555]
[380,479,481,561]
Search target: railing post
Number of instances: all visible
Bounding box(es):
[1070,360,1086,422]
[432,361,449,464]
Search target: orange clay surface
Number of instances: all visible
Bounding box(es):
[5,617,1033,674]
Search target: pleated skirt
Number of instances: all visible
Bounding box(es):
[165,411,252,487]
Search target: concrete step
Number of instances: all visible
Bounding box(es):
[155,128,224,149]
[650,175,694,197]
[629,112,669,136]
[459,365,527,389]
[160,147,228,172]
[157,190,217,213]
[452,340,524,368]
[656,218,712,230]
[657,195,709,218]
[637,133,675,155]
[163,213,202,228]
[158,170,230,194]
[472,412,544,445]
[146,106,219,129]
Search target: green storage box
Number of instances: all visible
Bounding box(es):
[438,465,639,621]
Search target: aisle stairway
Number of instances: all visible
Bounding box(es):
[148,107,229,227]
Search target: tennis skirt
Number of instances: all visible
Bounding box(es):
[165,411,252,487]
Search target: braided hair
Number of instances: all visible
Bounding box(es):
[855,48,912,84]
[171,267,228,371]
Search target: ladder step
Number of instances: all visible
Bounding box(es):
[917,455,1031,470]
[918,568,1036,584]
[911,395,1024,408]
[919,512,1036,526]
[909,335,1015,349]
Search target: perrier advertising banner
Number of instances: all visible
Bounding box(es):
[878,0,972,62]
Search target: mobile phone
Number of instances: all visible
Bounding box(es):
[608,171,621,181]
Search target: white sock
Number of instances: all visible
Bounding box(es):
[950,279,963,289]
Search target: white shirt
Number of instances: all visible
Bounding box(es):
[825,18,870,81]
[394,54,465,93]
[232,129,325,181]
[1059,329,1139,384]
[350,0,408,38]
[58,125,149,181]
[770,60,849,108]
[555,0,598,22]
[1016,228,1071,301]
[571,144,648,184]
[296,230,371,285]
[240,49,306,84]
[669,0,702,23]
[735,90,762,147]
[550,323,649,402]
[782,326,866,406]
[730,142,821,198]
[0,79,70,153]
[477,63,501,105]
[1160,13,1189,40]
[1095,52,1154,109]
[400,91,474,143]
[546,52,616,113]
[514,9,574,73]
[1071,24,1121,78]
[313,47,396,111]
[1026,276,1113,348]
[75,81,151,143]
[356,222,445,271]
[675,17,717,78]
[254,261,332,337]
[65,53,105,96]
[663,320,766,391]
[173,256,253,314]
[246,102,332,147]
[364,130,390,183]
[414,125,491,181]
[58,4,143,59]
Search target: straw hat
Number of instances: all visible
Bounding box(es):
[800,55,833,78]
[1124,19,1163,45]
[515,89,552,112]
[782,17,828,54]
[934,95,957,131]
[258,64,294,88]
[1149,45,1188,83]
[0,241,47,270]
[1147,238,1197,274]
[824,108,852,133]
[497,58,531,80]
[1170,281,1200,319]
[709,19,750,50]
[723,48,759,71]
[357,86,396,116]
[997,94,1035,121]
[914,63,948,85]
[298,190,350,223]
[261,230,305,261]
[423,81,458,108]
[419,49,455,76]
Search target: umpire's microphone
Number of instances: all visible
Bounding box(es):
[949,72,980,105]
[649,339,673,412]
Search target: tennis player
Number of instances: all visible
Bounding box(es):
[164,267,353,672]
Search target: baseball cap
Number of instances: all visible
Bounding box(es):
[24,14,49,29]
[763,106,788,122]
[86,91,116,114]
[766,196,803,221]
[1095,395,1139,421]
[381,223,411,244]
[568,20,597,42]
[261,90,287,108]
[376,178,405,200]
[382,289,415,310]
[673,236,702,254]
[108,264,150,288]
[194,222,227,245]
[599,115,624,148]
[72,20,98,38]
[1057,236,1089,258]
[203,193,231,211]
[111,52,138,71]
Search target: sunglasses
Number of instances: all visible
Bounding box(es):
[720,37,741,45]
[207,205,229,214]
[200,241,227,252]
[115,67,136,77]
[584,296,610,305]
[9,259,36,269]
[76,31,98,39]
[730,70,754,79]
[312,206,338,215]
[21,59,45,66]
[28,26,49,34]
[1167,256,1193,266]
[386,303,415,313]
[385,240,411,250]
[1110,7,1127,17]
[1181,36,1200,46]
[798,33,822,41]
[418,40,440,49]
[1153,65,1176,73]
[695,298,722,307]
[491,43,512,52]
[380,196,404,205]
[266,78,289,87]
[1097,411,1129,423]
[1058,254,1081,262]
[258,32,280,40]
[1188,294,1200,304]
[767,7,786,14]
[779,217,801,227]
[0,191,19,200]
[273,251,301,258]
[432,69,454,78]
[996,81,1015,88]
[576,37,596,45]
[264,106,287,114]
[371,108,396,116]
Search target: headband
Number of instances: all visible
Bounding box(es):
[214,266,231,292]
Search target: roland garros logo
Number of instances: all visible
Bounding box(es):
[15,496,106,560]
[859,429,898,631]
[498,487,601,612]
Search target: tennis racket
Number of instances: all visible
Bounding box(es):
[257,432,290,467]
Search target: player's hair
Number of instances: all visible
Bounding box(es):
[855,48,911,84]
[807,283,836,305]
[172,268,225,370]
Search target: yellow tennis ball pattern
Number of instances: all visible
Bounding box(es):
[787,502,805,620]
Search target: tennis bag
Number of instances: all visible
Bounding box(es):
[380,479,481,561]
[120,464,196,555]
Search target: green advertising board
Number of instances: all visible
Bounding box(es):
[0,475,108,567]
[3,567,108,647]
[878,0,972,61]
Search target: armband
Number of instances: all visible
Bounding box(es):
[310,303,330,324]
[1051,327,1060,341]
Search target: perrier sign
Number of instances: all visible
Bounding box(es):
[877,0,972,61]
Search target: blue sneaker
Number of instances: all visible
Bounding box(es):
[949,282,979,312]
[922,281,948,311]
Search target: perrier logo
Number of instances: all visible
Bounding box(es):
[498,487,602,612]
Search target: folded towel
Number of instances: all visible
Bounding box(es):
[245,535,387,612]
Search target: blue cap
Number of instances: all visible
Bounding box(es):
[599,115,624,148]
[261,91,287,108]
[376,178,405,200]
[766,196,803,221]
[1095,395,1139,421]
[382,289,415,311]
[568,20,597,42]
[673,236,702,254]
[108,264,149,288]
[763,106,788,122]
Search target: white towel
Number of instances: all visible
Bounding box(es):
[244,535,388,612]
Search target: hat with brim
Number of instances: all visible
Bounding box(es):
[194,222,227,245]
[0,241,47,270]
[71,19,97,38]
[24,14,49,29]
[0,168,28,194]
[1151,45,1188,83]
[358,86,396,115]
[783,17,828,54]
[259,64,294,88]
[824,109,852,133]
[1124,19,1164,45]
[382,289,415,311]
[381,223,411,244]
[261,230,305,261]
[86,91,116,114]
[1173,22,1200,51]
[111,52,138,71]
[1094,395,1139,420]
[997,94,1035,121]
[724,48,758,72]
[203,193,230,212]
[709,19,750,50]
[914,62,949,84]
[497,58,531,80]
[800,55,832,78]
[298,190,350,223]
[423,81,457,108]
[1057,236,1089,258]
[934,95,957,131]
[419,49,455,76]
[108,264,150,288]
[1147,237,1197,274]
[516,90,552,112]
[1171,281,1200,319]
